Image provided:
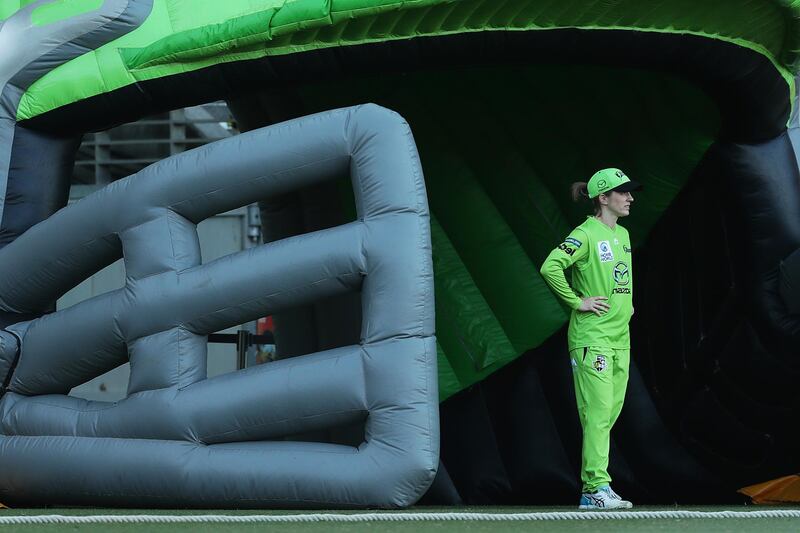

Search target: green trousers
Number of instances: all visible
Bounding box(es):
[569,346,630,493]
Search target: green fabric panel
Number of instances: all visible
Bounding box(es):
[337,147,512,400]
[120,0,332,70]
[423,152,568,355]
[271,0,331,36]
[295,74,571,394]
[30,0,103,26]
[292,64,717,399]
[329,0,443,23]
[16,0,800,121]
[332,0,404,9]
[16,0,173,121]
[121,0,336,70]
[121,10,277,69]
[463,65,719,247]
[431,215,516,373]
[415,71,573,268]
[15,0,275,120]
[415,105,570,358]
[315,73,569,357]
[0,2,740,401]
[164,0,285,32]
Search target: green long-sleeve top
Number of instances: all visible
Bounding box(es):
[540,216,633,351]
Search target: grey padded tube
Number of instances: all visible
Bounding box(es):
[0,104,438,508]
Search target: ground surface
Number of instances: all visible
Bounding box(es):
[1,507,799,532]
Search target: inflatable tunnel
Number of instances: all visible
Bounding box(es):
[2,0,800,506]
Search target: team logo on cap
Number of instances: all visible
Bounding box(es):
[615,170,625,179]
[597,179,607,190]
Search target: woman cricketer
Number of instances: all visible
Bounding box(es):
[540,168,641,510]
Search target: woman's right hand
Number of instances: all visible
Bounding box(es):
[578,296,610,316]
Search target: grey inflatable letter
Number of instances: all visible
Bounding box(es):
[0,104,438,508]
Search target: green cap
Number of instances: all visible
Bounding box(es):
[587,168,642,199]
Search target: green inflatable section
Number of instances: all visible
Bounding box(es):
[7,0,778,401]
[12,0,800,121]
[296,64,719,400]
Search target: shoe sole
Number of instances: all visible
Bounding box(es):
[578,502,633,510]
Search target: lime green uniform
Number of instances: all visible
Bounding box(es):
[540,216,633,492]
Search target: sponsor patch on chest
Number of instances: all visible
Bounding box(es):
[597,240,614,262]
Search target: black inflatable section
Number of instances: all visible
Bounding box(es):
[1,126,78,248]
[0,125,80,328]
[436,383,513,504]
[478,334,580,504]
[632,135,800,494]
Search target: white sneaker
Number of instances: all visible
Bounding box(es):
[578,485,633,510]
